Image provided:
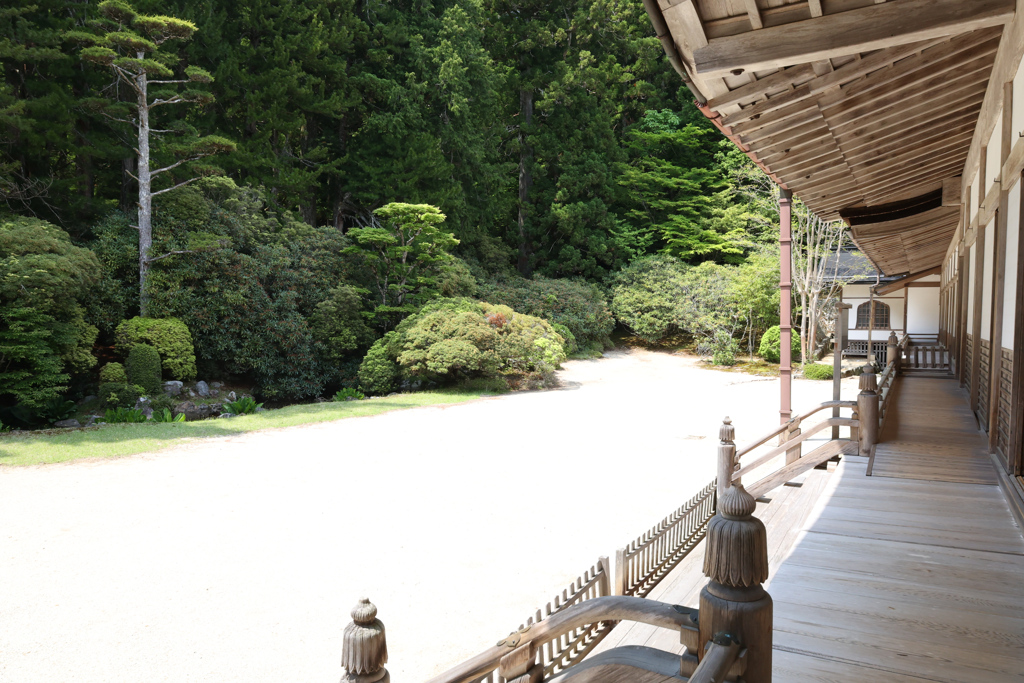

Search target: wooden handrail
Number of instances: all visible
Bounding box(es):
[733,417,856,480]
[689,639,744,683]
[735,400,856,459]
[423,596,699,683]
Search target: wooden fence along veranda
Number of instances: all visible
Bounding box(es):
[341,377,889,683]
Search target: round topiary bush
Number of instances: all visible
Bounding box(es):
[126,344,162,396]
[99,362,128,384]
[803,363,834,380]
[758,325,801,363]
[115,317,197,381]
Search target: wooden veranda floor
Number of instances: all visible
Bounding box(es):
[597,376,1024,682]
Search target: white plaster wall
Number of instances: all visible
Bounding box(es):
[1004,179,1020,349]
[968,242,976,323]
[982,219,995,340]
[907,287,940,335]
[843,285,905,340]
[987,114,1002,193]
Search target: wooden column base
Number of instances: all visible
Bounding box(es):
[697,582,773,683]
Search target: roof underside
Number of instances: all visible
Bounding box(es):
[651,0,1015,275]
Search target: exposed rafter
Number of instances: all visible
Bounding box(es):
[692,0,1013,75]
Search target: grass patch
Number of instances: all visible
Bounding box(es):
[0,390,485,467]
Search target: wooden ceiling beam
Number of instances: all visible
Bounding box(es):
[852,133,974,173]
[831,83,987,143]
[738,110,827,144]
[692,0,1013,75]
[836,99,983,157]
[706,64,815,109]
[843,122,978,165]
[826,58,994,130]
[836,29,1000,101]
[807,37,949,95]
[821,43,999,127]
[839,108,982,158]
[742,0,763,30]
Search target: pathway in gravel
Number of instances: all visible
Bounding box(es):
[0,349,857,683]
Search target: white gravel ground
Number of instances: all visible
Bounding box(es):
[0,349,857,682]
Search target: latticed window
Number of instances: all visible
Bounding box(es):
[856,301,890,329]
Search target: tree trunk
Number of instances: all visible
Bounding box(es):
[136,60,152,317]
[517,87,533,277]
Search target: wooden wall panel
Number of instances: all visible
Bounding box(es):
[979,338,992,427]
[998,348,1013,457]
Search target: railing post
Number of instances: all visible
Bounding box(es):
[857,365,879,457]
[698,417,772,683]
[341,598,389,683]
[717,416,736,498]
[887,331,899,376]
[782,419,802,465]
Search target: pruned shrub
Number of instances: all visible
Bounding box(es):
[357,298,567,392]
[477,275,612,352]
[758,325,801,364]
[98,383,145,409]
[99,362,128,384]
[803,363,834,380]
[126,344,162,396]
[115,317,197,381]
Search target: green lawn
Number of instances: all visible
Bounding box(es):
[0,391,485,467]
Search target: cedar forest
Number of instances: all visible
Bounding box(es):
[1,0,804,428]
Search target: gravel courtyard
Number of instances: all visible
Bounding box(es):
[0,349,857,682]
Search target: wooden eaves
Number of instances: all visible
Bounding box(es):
[645,0,1017,276]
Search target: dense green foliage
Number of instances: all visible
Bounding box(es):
[103,407,147,423]
[99,381,145,409]
[477,276,614,352]
[1,0,797,421]
[125,343,162,395]
[758,326,801,364]
[223,396,261,415]
[357,298,565,393]
[115,317,197,381]
[803,363,834,380]
[99,362,128,384]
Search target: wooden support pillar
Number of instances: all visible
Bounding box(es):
[957,238,970,385]
[858,366,879,457]
[341,598,389,683]
[971,218,985,414]
[1011,170,1024,477]
[699,417,772,683]
[887,331,899,374]
[779,188,793,424]
[832,303,851,440]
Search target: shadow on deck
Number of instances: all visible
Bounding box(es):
[597,375,1024,682]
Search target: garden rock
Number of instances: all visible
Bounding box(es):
[84,415,100,427]
[134,397,153,419]
[219,413,235,418]
[174,401,214,421]
[53,418,81,429]
[163,381,183,396]
[195,381,211,398]
[211,382,223,389]
[226,391,236,402]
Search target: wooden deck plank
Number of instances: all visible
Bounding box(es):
[592,377,1024,682]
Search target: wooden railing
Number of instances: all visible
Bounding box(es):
[903,344,951,371]
[350,401,874,683]
[447,557,615,683]
[728,401,859,498]
[614,479,716,598]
